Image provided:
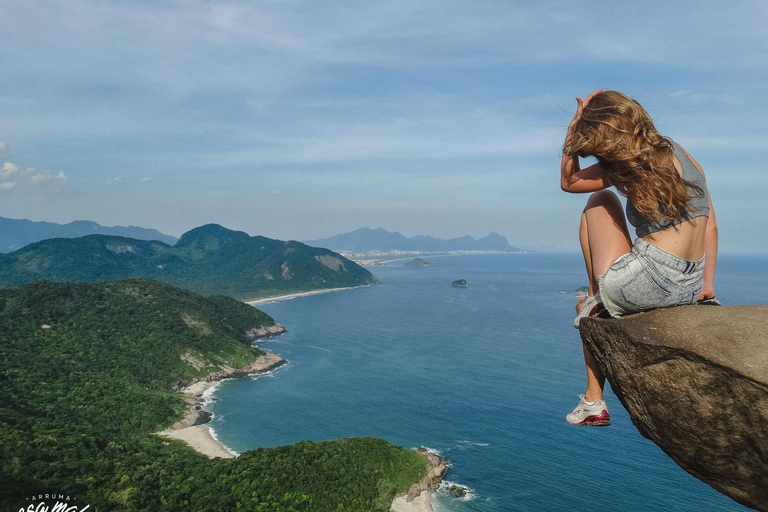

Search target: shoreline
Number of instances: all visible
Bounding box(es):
[158,352,287,458]
[391,491,434,512]
[359,250,531,266]
[391,448,450,512]
[245,284,375,305]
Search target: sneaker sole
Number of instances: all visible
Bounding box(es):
[569,411,611,427]
[580,416,611,426]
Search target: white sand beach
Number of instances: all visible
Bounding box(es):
[391,492,434,512]
[160,424,235,459]
[245,284,374,305]
[157,352,286,459]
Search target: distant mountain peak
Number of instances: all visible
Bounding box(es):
[305,227,519,252]
[0,224,378,299]
[175,224,253,246]
[0,216,178,253]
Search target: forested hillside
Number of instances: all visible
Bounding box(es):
[0,279,426,511]
[0,224,379,299]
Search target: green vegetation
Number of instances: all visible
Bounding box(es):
[451,279,468,287]
[0,279,426,511]
[0,224,379,299]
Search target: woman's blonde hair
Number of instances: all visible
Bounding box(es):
[563,90,698,222]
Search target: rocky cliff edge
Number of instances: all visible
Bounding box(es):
[580,305,768,511]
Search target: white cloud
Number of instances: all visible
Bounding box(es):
[30,170,69,186]
[0,0,767,251]
[139,177,154,184]
[0,162,68,191]
[1,162,20,179]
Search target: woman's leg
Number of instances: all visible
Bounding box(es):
[578,190,632,401]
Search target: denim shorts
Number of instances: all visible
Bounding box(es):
[598,238,704,318]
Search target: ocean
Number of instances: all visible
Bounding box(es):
[208,253,764,511]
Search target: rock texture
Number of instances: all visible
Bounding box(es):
[245,323,286,340]
[580,305,768,511]
[201,353,287,386]
[168,353,287,430]
[404,448,450,502]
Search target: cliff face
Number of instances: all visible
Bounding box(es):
[580,306,768,512]
[404,448,450,502]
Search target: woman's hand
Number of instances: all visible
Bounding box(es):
[569,89,604,131]
[697,286,719,305]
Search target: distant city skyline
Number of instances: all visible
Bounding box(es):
[2,1,767,252]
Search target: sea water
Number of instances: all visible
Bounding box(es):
[209,253,765,511]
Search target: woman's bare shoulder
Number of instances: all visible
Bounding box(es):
[674,142,707,178]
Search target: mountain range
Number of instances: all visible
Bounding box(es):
[0,215,178,252]
[305,227,520,252]
[0,224,378,299]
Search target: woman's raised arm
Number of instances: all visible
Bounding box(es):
[560,156,610,193]
[560,90,611,194]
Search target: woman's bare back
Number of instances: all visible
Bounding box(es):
[643,150,710,261]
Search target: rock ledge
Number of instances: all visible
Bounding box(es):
[580,305,768,511]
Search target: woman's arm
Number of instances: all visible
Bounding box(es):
[677,145,718,301]
[700,196,718,300]
[560,89,611,194]
[560,156,610,193]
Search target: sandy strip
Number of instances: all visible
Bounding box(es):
[245,284,374,305]
[157,353,286,458]
[160,425,235,459]
[391,492,434,512]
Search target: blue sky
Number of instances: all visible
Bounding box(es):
[1,1,767,251]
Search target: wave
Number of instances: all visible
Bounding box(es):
[206,425,239,457]
[455,439,490,448]
[302,344,331,352]
[412,445,443,456]
[201,382,223,404]
[249,361,291,381]
[257,339,331,353]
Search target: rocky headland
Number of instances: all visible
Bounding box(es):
[580,305,768,511]
[246,322,286,340]
[391,447,450,512]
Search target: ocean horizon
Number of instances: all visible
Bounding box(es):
[207,252,762,511]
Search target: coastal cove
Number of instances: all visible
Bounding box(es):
[207,253,762,512]
[0,279,433,511]
[158,352,288,459]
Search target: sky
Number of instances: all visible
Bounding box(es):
[1,1,767,252]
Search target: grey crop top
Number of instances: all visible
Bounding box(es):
[626,141,710,238]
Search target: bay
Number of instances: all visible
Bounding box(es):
[209,253,763,511]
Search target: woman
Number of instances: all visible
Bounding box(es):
[560,90,718,426]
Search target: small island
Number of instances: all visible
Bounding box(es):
[451,279,468,288]
[403,257,433,267]
[449,484,467,497]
